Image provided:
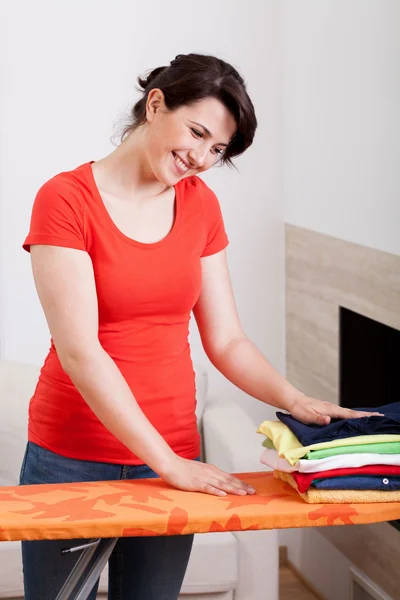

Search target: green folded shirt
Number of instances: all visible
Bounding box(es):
[262,438,275,450]
[306,441,400,460]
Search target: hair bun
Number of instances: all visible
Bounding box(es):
[138,66,168,90]
[120,54,257,164]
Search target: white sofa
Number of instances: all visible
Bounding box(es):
[0,360,278,600]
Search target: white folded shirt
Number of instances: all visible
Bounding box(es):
[260,448,400,473]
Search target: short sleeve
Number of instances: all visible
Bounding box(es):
[199,179,229,257]
[23,174,86,253]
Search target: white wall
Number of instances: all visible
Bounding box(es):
[283,0,400,257]
[281,2,400,597]
[0,0,284,426]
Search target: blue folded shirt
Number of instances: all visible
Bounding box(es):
[277,402,400,446]
[312,475,400,491]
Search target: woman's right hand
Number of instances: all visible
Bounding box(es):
[159,455,256,497]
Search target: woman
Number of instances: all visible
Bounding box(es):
[20,53,377,599]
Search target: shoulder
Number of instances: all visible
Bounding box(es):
[24,165,90,252]
[178,174,215,195]
[36,163,88,202]
[32,164,92,224]
[177,175,220,209]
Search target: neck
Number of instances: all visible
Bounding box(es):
[93,127,169,200]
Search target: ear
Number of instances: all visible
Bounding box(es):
[146,88,166,123]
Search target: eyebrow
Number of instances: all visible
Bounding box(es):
[189,121,229,147]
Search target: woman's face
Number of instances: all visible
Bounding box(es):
[143,90,237,186]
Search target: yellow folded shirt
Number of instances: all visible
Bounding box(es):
[257,420,400,466]
[273,470,400,504]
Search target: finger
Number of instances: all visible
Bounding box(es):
[211,467,249,487]
[201,483,227,497]
[316,413,331,425]
[211,476,254,496]
[332,408,383,419]
[353,410,385,416]
[209,475,246,494]
[216,482,247,495]
[231,478,256,494]
[304,411,330,425]
[224,474,250,491]
[213,470,255,494]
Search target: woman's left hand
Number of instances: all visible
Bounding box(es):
[286,394,384,426]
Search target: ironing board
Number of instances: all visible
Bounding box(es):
[2,472,400,600]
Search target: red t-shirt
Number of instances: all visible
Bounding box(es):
[293,465,400,492]
[23,162,228,464]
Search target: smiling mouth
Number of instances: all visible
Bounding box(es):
[172,152,190,174]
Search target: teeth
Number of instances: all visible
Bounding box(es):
[174,154,189,173]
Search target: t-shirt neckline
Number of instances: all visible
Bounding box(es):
[85,161,182,249]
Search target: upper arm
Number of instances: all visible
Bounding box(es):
[193,249,244,356]
[30,245,100,368]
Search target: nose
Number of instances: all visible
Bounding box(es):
[188,145,209,169]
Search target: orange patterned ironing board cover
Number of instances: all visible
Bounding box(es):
[1,472,400,542]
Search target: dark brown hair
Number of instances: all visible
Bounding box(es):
[120,53,257,166]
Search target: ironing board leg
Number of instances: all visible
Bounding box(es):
[55,537,119,600]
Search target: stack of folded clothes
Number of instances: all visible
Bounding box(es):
[257,402,400,503]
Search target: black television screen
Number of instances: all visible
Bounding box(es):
[339,307,400,410]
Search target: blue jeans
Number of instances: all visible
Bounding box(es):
[19,442,195,600]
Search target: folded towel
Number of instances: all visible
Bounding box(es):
[273,470,400,503]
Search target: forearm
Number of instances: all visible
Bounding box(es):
[62,347,175,475]
[207,336,301,411]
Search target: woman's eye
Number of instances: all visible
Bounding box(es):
[191,128,203,138]
[213,148,224,156]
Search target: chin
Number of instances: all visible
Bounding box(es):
[159,167,183,187]
[161,173,179,187]
[150,168,172,187]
